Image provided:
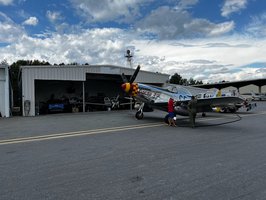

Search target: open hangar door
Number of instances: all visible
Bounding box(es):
[35,74,130,115]
[35,80,84,115]
[85,73,131,111]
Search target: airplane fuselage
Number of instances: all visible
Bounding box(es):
[136,83,192,116]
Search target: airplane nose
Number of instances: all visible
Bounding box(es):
[121,83,126,91]
[121,83,130,93]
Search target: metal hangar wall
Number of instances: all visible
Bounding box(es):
[20,65,169,116]
[0,64,10,118]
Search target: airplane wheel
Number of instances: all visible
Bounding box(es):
[202,113,206,117]
[135,111,144,120]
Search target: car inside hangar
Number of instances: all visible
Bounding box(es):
[21,65,169,116]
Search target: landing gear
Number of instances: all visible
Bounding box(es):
[202,112,206,117]
[135,103,144,120]
[135,111,144,119]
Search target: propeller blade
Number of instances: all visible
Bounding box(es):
[129,65,140,83]
[121,73,128,83]
[124,96,134,100]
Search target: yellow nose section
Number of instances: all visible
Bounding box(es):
[121,83,138,96]
[122,83,131,93]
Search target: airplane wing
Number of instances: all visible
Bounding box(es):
[195,96,244,112]
[86,97,112,107]
[139,96,244,114]
[86,102,110,106]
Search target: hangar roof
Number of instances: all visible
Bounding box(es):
[0,64,8,69]
[20,64,169,84]
[195,78,266,89]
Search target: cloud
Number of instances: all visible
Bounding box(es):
[136,6,234,39]
[68,1,234,39]
[46,10,64,23]
[0,0,13,5]
[23,17,38,26]
[129,36,266,82]
[221,0,248,17]
[188,59,216,64]
[175,0,199,10]
[204,42,251,48]
[0,28,128,65]
[0,12,25,43]
[244,12,266,37]
[184,19,235,37]
[1,31,266,83]
[0,6,265,84]
[69,0,153,23]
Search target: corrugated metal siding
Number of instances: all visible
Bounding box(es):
[0,68,5,117]
[21,65,169,82]
[25,67,86,81]
[22,68,35,116]
[0,68,5,80]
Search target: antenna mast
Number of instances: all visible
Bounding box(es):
[125,49,133,68]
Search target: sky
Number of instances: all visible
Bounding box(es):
[0,0,266,83]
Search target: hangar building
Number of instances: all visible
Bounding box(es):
[0,64,10,118]
[20,65,169,116]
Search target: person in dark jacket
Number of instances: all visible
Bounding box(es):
[188,96,197,128]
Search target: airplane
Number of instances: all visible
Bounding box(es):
[86,95,133,111]
[206,89,257,113]
[121,65,246,120]
[250,91,266,101]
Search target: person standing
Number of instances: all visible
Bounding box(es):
[188,96,197,128]
[168,97,176,126]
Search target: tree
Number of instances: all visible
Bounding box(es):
[10,60,51,107]
[169,73,183,84]
[188,78,196,85]
[1,59,8,65]
[195,80,203,85]
[169,72,203,85]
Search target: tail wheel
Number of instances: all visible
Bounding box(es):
[135,111,144,120]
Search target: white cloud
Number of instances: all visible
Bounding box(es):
[1,25,265,83]
[221,0,248,17]
[176,0,199,10]
[184,19,235,37]
[130,36,266,82]
[0,12,25,43]
[23,16,38,26]
[0,28,127,65]
[69,0,153,23]
[68,1,234,39]
[245,13,266,37]
[0,0,13,5]
[136,6,234,39]
[46,10,64,23]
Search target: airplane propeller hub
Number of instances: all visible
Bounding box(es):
[121,83,138,96]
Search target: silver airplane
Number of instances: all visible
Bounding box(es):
[121,65,245,119]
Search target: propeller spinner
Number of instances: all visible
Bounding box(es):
[121,65,140,96]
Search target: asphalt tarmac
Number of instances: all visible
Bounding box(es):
[1,102,266,200]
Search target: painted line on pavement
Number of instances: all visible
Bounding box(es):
[1,111,266,145]
[0,123,164,145]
